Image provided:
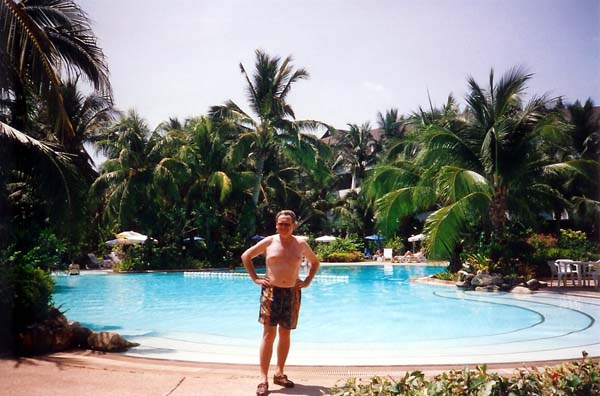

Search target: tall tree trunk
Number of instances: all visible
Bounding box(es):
[553,208,562,237]
[350,170,357,191]
[251,155,265,206]
[11,81,28,132]
[447,243,463,273]
[489,189,507,239]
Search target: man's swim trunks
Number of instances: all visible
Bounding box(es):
[259,286,301,329]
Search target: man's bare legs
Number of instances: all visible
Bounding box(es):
[276,326,291,376]
[259,325,292,382]
[259,325,277,383]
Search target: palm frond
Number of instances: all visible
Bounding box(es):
[208,171,232,203]
[0,121,74,206]
[543,159,597,181]
[424,192,491,258]
[375,185,436,235]
[436,166,492,203]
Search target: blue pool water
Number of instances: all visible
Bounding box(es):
[52,265,600,365]
[53,265,539,341]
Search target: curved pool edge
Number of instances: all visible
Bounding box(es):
[122,288,600,366]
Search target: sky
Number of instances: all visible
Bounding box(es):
[78,0,599,133]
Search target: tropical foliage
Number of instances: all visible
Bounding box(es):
[209,49,332,231]
[327,359,600,396]
[1,0,112,349]
[1,0,599,355]
[364,67,598,272]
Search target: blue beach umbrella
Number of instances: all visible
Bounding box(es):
[251,234,265,241]
[364,234,386,249]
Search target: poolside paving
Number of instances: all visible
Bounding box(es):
[1,350,591,396]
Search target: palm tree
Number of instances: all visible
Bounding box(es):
[1,0,111,140]
[367,67,590,261]
[377,108,408,147]
[91,111,174,233]
[209,50,331,212]
[0,121,73,247]
[332,122,380,191]
[49,78,117,181]
[168,117,242,243]
[554,99,600,236]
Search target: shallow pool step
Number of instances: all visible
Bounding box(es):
[183,271,348,282]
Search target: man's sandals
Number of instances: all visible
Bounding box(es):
[274,374,295,388]
[256,382,268,396]
[256,374,294,395]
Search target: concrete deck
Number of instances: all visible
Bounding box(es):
[2,351,592,396]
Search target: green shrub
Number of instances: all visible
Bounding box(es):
[527,233,558,250]
[463,252,497,273]
[21,230,67,272]
[557,229,598,261]
[326,359,600,396]
[2,248,55,332]
[315,238,362,262]
[384,236,405,255]
[433,270,457,281]
[326,252,363,262]
[12,263,55,331]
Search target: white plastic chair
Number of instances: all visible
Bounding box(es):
[555,259,576,287]
[577,260,598,289]
[547,260,558,286]
[383,248,393,261]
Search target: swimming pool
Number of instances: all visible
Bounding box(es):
[53,265,600,365]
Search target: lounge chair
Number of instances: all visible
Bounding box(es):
[88,253,114,269]
[109,252,122,265]
[68,263,80,275]
[396,251,426,263]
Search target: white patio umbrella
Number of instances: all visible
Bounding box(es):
[408,233,424,242]
[408,233,424,252]
[105,238,136,246]
[315,235,337,243]
[116,231,149,242]
[106,231,156,246]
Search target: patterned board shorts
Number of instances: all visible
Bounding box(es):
[259,286,302,329]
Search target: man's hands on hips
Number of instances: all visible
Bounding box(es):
[295,278,311,289]
[254,277,270,287]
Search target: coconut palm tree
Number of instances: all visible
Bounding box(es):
[551,99,600,236]
[90,111,176,233]
[377,108,408,147]
[167,117,243,242]
[0,0,111,141]
[332,122,380,191]
[48,78,117,180]
[209,50,330,212]
[368,67,590,261]
[0,121,73,247]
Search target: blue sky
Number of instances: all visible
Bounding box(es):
[79,0,599,131]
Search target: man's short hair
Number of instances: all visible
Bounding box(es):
[276,210,297,223]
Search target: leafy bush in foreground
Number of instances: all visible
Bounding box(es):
[326,360,600,396]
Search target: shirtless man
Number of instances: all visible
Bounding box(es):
[241,210,320,396]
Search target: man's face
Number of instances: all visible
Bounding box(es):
[275,215,295,236]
